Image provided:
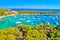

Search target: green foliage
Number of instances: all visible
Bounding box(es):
[0,24,60,40]
[0,8,10,16]
[0,8,11,16]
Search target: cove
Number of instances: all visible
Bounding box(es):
[0,14,60,29]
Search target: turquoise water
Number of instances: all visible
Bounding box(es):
[0,14,60,29]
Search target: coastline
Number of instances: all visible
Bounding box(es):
[0,13,59,19]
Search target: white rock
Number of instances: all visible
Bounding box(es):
[11,14,14,16]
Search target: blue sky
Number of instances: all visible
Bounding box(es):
[0,0,60,9]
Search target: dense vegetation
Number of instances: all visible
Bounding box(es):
[0,8,10,16]
[0,24,60,40]
[0,8,18,16]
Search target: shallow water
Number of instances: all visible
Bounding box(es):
[0,14,60,29]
